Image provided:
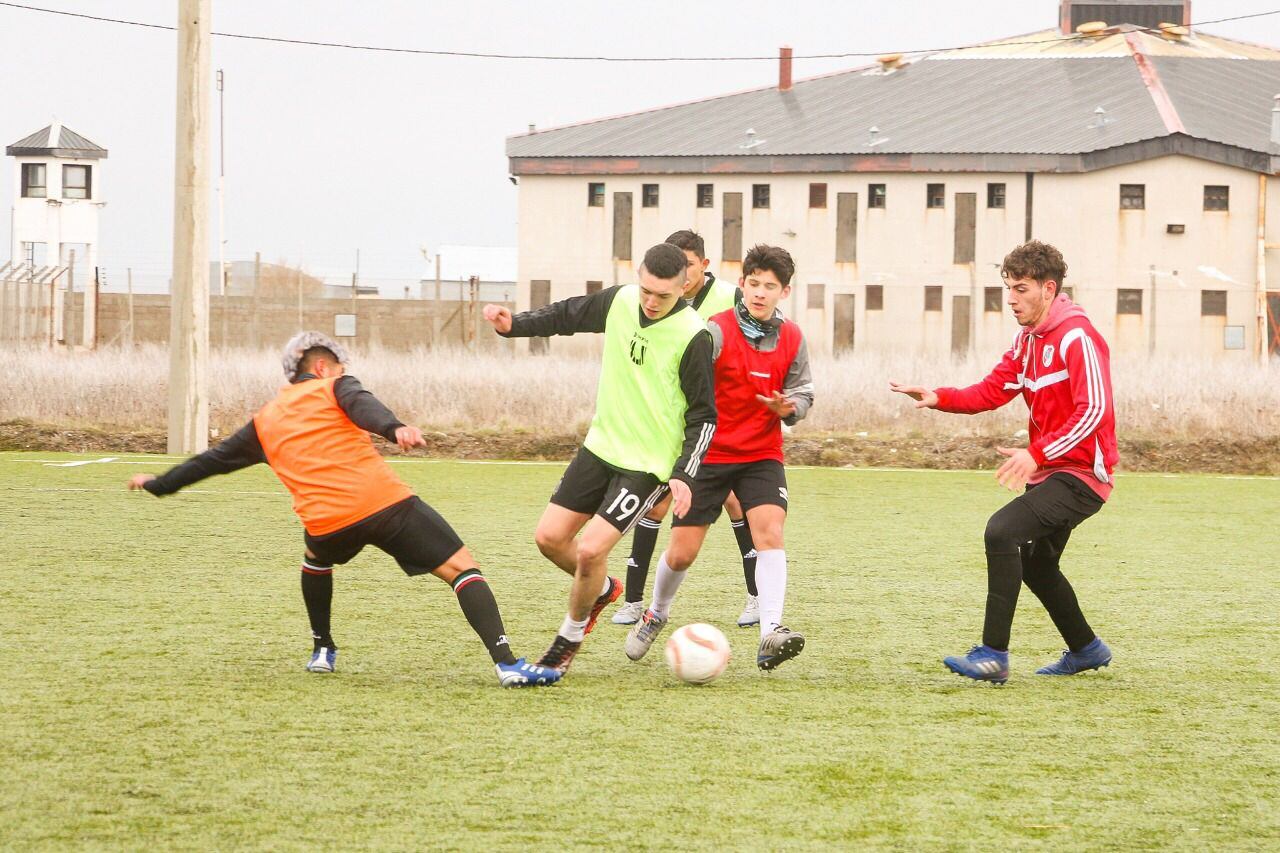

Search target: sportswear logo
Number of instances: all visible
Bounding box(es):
[1042,344,1055,367]
[629,333,648,366]
[779,487,789,500]
[497,635,510,647]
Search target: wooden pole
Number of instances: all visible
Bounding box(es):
[126,267,135,348]
[168,0,212,454]
[251,250,261,348]
[296,267,303,330]
[433,252,441,348]
[1257,173,1268,365]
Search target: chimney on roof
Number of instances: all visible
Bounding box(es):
[1271,95,1280,146]
[1060,1,1191,36]
[778,46,793,92]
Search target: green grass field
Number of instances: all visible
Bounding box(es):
[2,452,1277,850]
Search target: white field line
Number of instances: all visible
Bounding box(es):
[1,455,1276,482]
[2,487,284,496]
[43,456,119,467]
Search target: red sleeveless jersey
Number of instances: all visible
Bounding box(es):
[705,310,802,465]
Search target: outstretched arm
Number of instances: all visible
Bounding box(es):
[333,375,425,452]
[485,286,620,339]
[892,339,1023,415]
[129,420,266,496]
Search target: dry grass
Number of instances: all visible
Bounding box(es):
[5,344,1278,440]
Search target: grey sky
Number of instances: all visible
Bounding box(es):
[3,0,1279,289]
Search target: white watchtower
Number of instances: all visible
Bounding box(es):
[6,121,107,281]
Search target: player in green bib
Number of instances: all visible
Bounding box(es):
[613,231,765,631]
[482,243,716,676]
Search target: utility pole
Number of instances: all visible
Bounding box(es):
[168,0,211,454]
[1149,264,1158,355]
[217,68,226,303]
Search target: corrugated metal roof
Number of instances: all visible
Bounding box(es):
[507,28,1280,162]
[6,124,108,158]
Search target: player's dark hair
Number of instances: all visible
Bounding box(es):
[742,244,795,286]
[665,229,705,260]
[298,346,339,374]
[1001,240,1067,294]
[641,242,689,281]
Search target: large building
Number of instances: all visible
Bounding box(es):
[506,0,1280,361]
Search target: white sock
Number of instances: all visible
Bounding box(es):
[649,555,686,620]
[755,549,787,639]
[559,613,589,643]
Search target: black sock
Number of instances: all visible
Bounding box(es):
[451,570,516,665]
[625,518,661,603]
[1025,569,1096,653]
[300,567,335,651]
[982,549,1022,652]
[730,518,758,596]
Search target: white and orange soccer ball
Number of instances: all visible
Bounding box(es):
[665,623,731,684]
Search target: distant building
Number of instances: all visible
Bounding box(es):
[6,121,106,281]
[420,245,516,303]
[507,0,1280,360]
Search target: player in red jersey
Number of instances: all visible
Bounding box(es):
[892,240,1117,683]
[622,245,814,671]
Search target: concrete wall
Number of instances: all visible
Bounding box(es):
[515,154,1271,359]
[51,292,515,352]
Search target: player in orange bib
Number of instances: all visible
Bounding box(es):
[127,332,559,688]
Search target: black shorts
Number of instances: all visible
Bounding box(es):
[1018,472,1104,531]
[304,496,465,576]
[673,459,788,528]
[550,446,668,533]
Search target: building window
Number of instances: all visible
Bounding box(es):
[925,285,943,311]
[987,182,1006,209]
[752,184,771,209]
[1204,185,1229,211]
[927,183,945,209]
[1117,288,1143,314]
[20,163,46,198]
[62,165,91,200]
[587,182,605,207]
[866,284,884,310]
[586,281,603,295]
[642,184,659,208]
[1120,184,1145,210]
[869,184,886,209]
[984,286,1003,312]
[697,183,714,208]
[809,183,828,208]
[1201,289,1227,317]
[807,283,825,309]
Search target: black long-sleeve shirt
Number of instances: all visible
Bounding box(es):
[502,286,716,485]
[144,374,405,496]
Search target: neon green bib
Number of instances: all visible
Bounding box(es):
[694,276,737,321]
[584,285,706,479]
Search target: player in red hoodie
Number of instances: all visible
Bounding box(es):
[891,241,1117,683]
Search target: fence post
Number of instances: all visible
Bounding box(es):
[127,268,135,348]
[251,251,262,348]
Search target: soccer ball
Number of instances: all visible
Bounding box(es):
[665,623,731,684]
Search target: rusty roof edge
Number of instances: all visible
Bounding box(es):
[509,136,1273,176]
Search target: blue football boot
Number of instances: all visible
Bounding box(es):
[1036,637,1112,675]
[307,646,337,673]
[943,644,1009,684]
[495,657,562,687]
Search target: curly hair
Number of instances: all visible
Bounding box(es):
[281,331,349,382]
[1001,241,1067,291]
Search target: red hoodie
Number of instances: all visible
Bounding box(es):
[934,295,1118,500]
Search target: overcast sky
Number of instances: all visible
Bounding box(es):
[3,0,1280,287]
